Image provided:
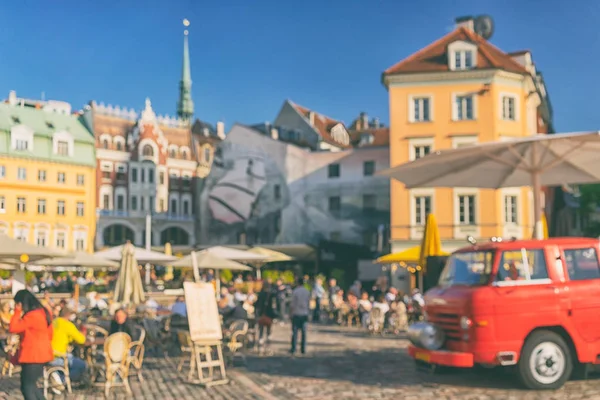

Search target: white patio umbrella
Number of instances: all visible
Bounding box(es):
[379,131,600,239]
[171,251,252,294]
[36,252,120,270]
[113,242,145,305]
[95,245,177,264]
[0,234,66,294]
[202,246,268,262]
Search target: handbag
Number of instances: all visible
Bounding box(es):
[258,315,273,327]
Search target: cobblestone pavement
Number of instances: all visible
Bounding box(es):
[2,324,600,399]
[239,323,600,400]
[0,356,264,400]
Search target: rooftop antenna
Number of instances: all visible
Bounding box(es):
[41,91,45,101]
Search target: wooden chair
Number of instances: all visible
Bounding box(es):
[223,320,248,366]
[103,332,132,398]
[128,324,146,382]
[43,351,72,397]
[1,334,20,377]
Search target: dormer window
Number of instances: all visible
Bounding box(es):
[448,41,477,71]
[455,50,474,69]
[11,125,34,152]
[52,131,74,157]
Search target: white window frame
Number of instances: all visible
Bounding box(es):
[501,188,523,238]
[100,161,113,172]
[57,172,66,184]
[17,167,26,180]
[113,136,126,151]
[76,201,84,217]
[453,188,480,238]
[99,185,113,210]
[409,188,435,239]
[73,230,87,252]
[114,187,127,211]
[408,95,433,123]
[452,93,476,121]
[55,230,67,249]
[38,169,46,182]
[14,225,29,242]
[76,174,84,186]
[168,144,179,158]
[451,135,478,149]
[500,93,519,121]
[10,125,34,151]
[0,165,4,179]
[116,163,128,173]
[448,41,478,71]
[37,199,46,215]
[57,200,66,216]
[52,131,74,157]
[0,196,5,213]
[408,137,434,161]
[16,197,26,213]
[35,228,48,247]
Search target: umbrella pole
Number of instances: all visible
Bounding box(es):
[532,170,544,240]
[191,251,200,283]
[216,270,221,298]
[12,266,26,295]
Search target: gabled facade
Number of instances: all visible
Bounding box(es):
[383,17,553,254]
[0,92,96,252]
[89,28,222,249]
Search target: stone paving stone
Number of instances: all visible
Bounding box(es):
[235,323,600,400]
[3,324,600,399]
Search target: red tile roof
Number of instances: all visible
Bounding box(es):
[289,101,351,148]
[384,27,528,76]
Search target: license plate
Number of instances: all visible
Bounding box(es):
[415,351,431,363]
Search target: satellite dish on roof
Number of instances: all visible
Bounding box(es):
[474,15,494,40]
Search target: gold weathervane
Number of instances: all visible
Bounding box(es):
[183,18,190,35]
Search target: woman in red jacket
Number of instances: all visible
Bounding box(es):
[10,289,54,400]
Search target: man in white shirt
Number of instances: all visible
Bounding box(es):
[290,277,310,356]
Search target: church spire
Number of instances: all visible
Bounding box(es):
[177,19,194,122]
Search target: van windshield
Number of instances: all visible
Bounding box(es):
[438,251,494,287]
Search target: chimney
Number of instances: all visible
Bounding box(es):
[361,112,369,129]
[455,16,475,31]
[271,128,279,141]
[8,91,17,106]
[308,111,315,126]
[373,117,380,129]
[216,121,225,139]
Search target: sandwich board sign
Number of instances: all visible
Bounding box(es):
[183,282,223,342]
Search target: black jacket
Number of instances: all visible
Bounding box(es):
[256,291,278,319]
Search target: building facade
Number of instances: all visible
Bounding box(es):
[383,16,552,254]
[88,29,222,249]
[0,92,96,252]
[197,102,391,252]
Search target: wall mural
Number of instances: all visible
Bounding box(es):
[197,125,389,247]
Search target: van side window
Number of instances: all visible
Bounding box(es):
[564,248,600,281]
[496,249,549,282]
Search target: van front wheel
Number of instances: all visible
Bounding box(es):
[518,331,572,390]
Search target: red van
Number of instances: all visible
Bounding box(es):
[407,237,600,390]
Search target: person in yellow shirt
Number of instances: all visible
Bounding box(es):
[50,308,87,383]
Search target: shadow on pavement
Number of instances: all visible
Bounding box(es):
[242,346,600,391]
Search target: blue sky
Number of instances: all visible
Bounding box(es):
[0,1,598,132]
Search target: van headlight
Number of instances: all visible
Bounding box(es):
[460,316,472,330]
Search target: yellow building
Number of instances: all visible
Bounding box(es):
[382,17,552,253]
[0,93,96,252]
